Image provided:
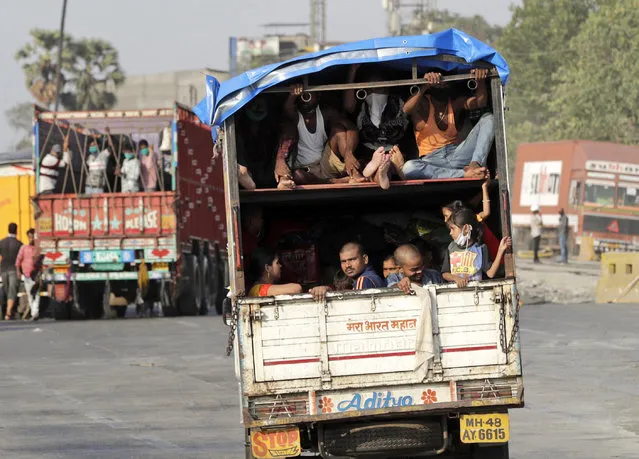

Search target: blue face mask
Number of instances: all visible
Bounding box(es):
[124,152,135,160]
[89,145,99,154]
[139,147,149,156]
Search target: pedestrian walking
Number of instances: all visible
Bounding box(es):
[558,208,569,264]
[530,204,543,263]
[16,229,40,321]
[0,223,23,320]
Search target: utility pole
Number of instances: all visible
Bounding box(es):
[53,0,68,112]
[310,0,326,48]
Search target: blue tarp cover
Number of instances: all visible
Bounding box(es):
[194,28,509,139]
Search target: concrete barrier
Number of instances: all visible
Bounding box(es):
[596,252,639,303]
[578,236,596,261]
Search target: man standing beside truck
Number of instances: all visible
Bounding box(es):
[558,208,569,264]
[1,223,22,320]
[402,69,492,180]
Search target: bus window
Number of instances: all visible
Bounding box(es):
[617,183,639,208]
[584,180,615,207]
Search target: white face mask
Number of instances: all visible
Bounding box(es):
[455,225,471,248]
[365,93,388,128]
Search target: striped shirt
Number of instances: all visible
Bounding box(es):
[353,266,385,290]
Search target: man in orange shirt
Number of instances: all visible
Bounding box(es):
[402,69,493,180]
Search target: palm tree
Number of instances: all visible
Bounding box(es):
[61,39,125,110]
[15,29,75,107]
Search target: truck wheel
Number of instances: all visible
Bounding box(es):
[160,279,178,317]
[51,298,70,320]
[200,253,211,315]
[103,280,117,319]
[178,254,201,316]
[473,444,509,459]
[208,252,224,315]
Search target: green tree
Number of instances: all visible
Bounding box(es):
[15,30,125,111]
[15,29,75,107]
[496,0,595,162]
[4,103,34,151]
[60,39,125,110]
[548,0,639,144]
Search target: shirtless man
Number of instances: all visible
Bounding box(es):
[402,69,494,180]
[274,85,362,189]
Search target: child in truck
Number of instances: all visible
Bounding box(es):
[442,207,511,288]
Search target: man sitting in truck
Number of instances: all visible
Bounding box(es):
[386,244,443,294]
[402,69,493,180]
[274,85,363,188]
[310,242,384,301]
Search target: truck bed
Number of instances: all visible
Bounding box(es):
[236,280,523,428]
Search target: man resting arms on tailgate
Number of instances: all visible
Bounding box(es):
[310,242,384,301]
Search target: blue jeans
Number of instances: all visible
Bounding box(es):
[559,233,568,263]
[403,112,495,179]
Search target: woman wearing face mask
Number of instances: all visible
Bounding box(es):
[442,207,511,288]
[115,143,141,193]
[344,64,409,190]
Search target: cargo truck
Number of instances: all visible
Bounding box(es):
[199,29,524,458]
[33,104,227,319]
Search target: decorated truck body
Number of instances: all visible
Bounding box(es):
[199,29,523,458]
[33,104,227,319]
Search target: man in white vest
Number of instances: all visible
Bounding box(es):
[38,137,72,195]
[274,85,362,189]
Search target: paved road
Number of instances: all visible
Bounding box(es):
[1,304,638,458]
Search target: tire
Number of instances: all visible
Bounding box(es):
[178,254,201,316]
[51,298,70,321]
[160,279,178,317]
[473,443,509,459]
[199,253,211,315]
[115,306,127,318]
[103,280,117,319]
[209,251,224,315]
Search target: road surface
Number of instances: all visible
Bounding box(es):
[1,304,638,458]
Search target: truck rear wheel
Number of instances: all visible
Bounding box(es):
[473,444,509,459]
[209,251,224,315]
[178,254,201,316]
[160,278,178,317]
[51,298,70,320]
[200,253,211,315]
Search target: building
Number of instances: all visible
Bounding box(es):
[114,68,229,111]
[511,140,639,253]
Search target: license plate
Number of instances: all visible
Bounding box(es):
[460,413,509,444]
[152,262,169,271]
[250,427,301,459]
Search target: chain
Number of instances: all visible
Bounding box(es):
[473,287,480,308]
[225,303,239,357]
[499,296,507,353]
[506,290,521,354]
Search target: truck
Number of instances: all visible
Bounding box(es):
[33,104,228,319]
[200,29,523,458]
[511,140,639,255]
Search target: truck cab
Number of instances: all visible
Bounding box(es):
[202,29,523,459]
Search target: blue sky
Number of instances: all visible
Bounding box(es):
[0,0,519,150]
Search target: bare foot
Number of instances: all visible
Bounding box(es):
[376,154,392,190]
[464,161,483,172]
[389,145,405,180]
[362,147,385,178]
[463,166,487,179]
[277,178,296,190]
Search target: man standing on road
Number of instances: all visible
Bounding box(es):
[530,204,543,263]
[0,223,23,320]
[16,229,40,321]
[558,208,569,264]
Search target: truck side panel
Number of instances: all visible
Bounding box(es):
[0,175,35,242]
[175,105,226,251]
